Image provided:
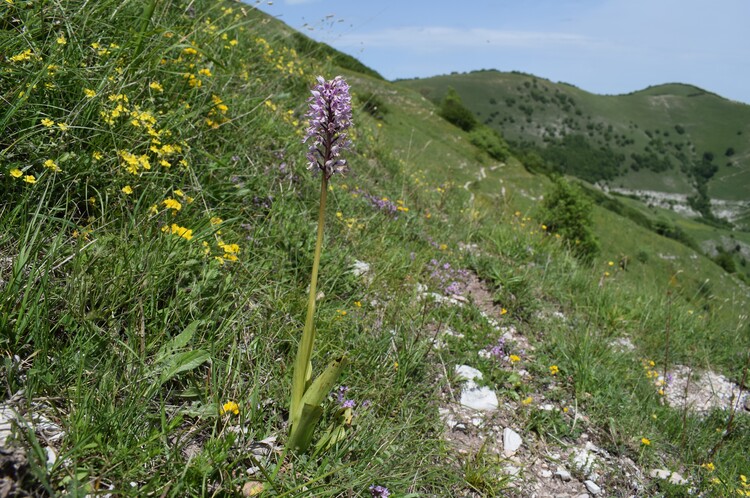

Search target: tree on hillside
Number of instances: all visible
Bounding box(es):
[438,87,477,132]
[538,177,599,261]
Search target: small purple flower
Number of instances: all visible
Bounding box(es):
[342,399,356,409]
[369,485,390,497]
[303,76,353,178]
[425,259,469,296]
[336,385,349,404]
[490,337,506,360]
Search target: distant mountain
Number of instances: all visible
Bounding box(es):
[396,71,750,212]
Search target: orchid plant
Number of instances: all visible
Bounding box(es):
[287,76,353,452]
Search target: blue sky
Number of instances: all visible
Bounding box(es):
[252,0,750,104]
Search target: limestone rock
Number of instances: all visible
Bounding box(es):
[555,467,572,482]
[503,428,523,457]
[584,480,601,495]
[460,385,498,411]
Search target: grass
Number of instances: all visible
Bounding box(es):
[1,1,749,496]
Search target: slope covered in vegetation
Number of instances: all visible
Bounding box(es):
[398,70,750,283]
[1,1,748,496]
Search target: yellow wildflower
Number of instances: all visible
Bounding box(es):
[210,217,223,225]
[221,401,240,415]
[122,185,133,195]
[198,68,212,77]
[9,49,35,63]
[56,35,67,45]
[43,159,61,172]
[220,243,240,255]
[10,168,23,178]
[701,463,715,472]
[163,198,182,212]
[84,88,96,98]
[641,437,651,446]
[164,223,192,240]
[509,354,520,363]
[23,175,36,184]
[501,308,508,315]
[522,397,533,405]
[174,189,184,198]
[57,122,69,132]
[549,365,559,376]
[41,118,55,127]
[183,47,198,55]
[149,81,164,92]
[92,151,103,161]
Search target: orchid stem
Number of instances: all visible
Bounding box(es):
[289,174,328,434]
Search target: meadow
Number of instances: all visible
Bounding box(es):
[1,1,748,496]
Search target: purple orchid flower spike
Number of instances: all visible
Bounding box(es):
[303,76,353,178]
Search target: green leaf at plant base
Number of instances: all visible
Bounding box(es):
[288,356,346,452]
[157,349,211,387]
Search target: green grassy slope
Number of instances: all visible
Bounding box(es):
[396,70,750,201]
[1,2,749,496]
[397,70,750,282]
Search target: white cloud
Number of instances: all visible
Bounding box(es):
[335,26,594,52]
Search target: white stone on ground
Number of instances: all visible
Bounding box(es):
[455,365,483,381]
[554,467,572,482]
[649,469,671,480]
[350,260,370,277]
[663,365,749,414]
[460,384,499,411]
[572,447,597,474]
[584,480,602,495]
[669,472,688,485]
[503,428,523,457]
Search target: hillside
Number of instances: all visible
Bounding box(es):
[396,70,750,204]
[397,70,750,282]
[1,1,749,496]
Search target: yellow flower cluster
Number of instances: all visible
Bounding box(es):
[9,48,41,63]
[335,211,364,230]
[254,37,305,78]
[163,198,182,213]
[119,150,151,175]
[90,42,118,57]
[221,401,240,416]
[205,95,229,129]
[217,241,240,262]
[641,359,666,395]
[100,93,130,126]
[43,159,61,173]
[162,223,193,241]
